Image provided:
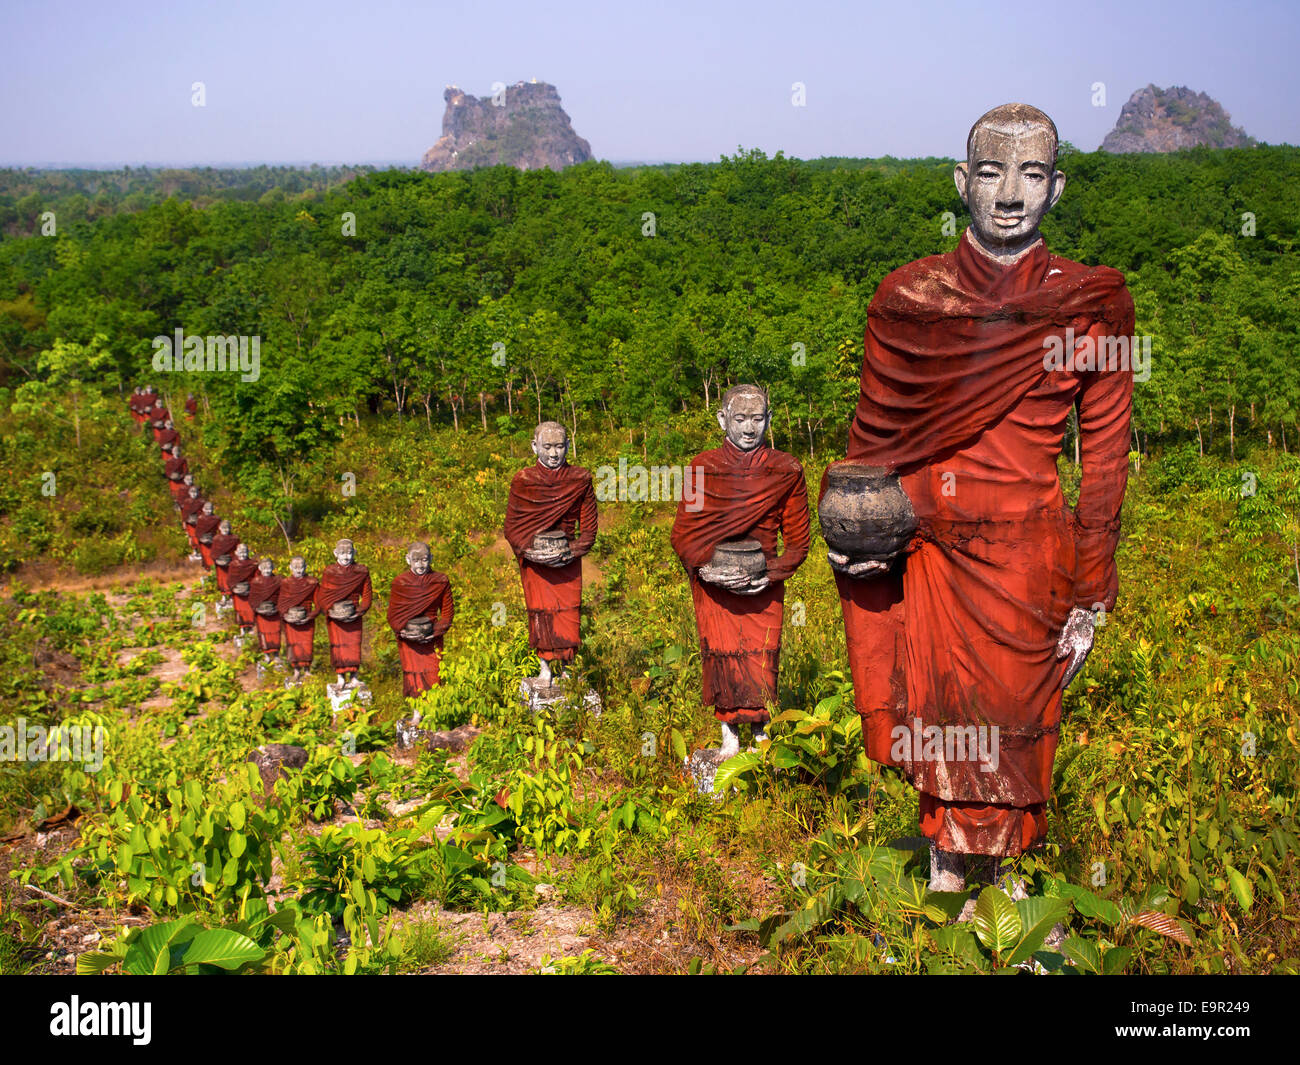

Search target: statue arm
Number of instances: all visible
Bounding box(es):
[357,575,374,615]
[766,474,812,582]
[1072,323,1134,612]
[432,583,455,638]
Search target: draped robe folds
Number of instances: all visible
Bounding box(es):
[195,513,221,568]
[179,497,204,550]
[671,440,811,724]
[228,557,259,632]
[825,228,1134,856]
[165,456,190,502]
[386,570,456,697]
[184,397,198,420]
[157,427,179,455]
[504,463,598,663]
[209,533,239,594]
[248,572,283,654]
[149,409,170,441]
[278,576,320,669]
[315,564,372,674]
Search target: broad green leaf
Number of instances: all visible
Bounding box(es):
[1006,896,1070,966]
[972,887,1021,955]
[1061,936,1102,974]
[1224,864,1254,912]
[1102,945,1134,975]
[712,751,760,793]
[928,925,986,969]
[181,929,265,970]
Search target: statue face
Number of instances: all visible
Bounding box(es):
[717,394,770,451]
[532,427,568,470]
[407,546,430,576]
[219,519,231,535]
[173,447,182,458]
[202,502,214,515]
[235,544,249,560]
[187,486,199,498]
[334,541,355,566]
[258,559,273,576]
[954,124,1064,256]
[289,557,306,578]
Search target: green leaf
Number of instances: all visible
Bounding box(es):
[712,751,760,793]
[1061,936,1102,974]
[928,925,987,970]
[1005,896,1070,966]
[180,929,265,971]
[1224,864,1254,911]
[228,831,247,859]
[971,887,1021,956]
[1102,945,1133,975]
[76,951,122,975]
[126,918,198,976]
[670,728,686,763]
[228,801,246,830]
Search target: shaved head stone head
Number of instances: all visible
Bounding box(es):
[533,421,568,443]
[967,103,1059,167]
[722,384,769,414]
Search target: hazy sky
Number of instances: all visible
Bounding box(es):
[2,0,1295,166]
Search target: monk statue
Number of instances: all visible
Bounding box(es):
[179,485,204,561]
[671,384,810,780]
[149,399,170,442]
[278,555,319,686]
[195,501,221,571]
[157,418,179,457]
[228,543,258,646]
[128,386,145,426]
[820,104,1134,901]
[387,541,455,700]
[316,538,373,691]
[165,445,190,503]
[184,393,198,420]
[210,519,239,613]
[504,422,598,696]
[249,558,283,672]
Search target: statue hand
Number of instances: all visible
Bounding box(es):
[827,550,890,578]
[1056,606,1096,690]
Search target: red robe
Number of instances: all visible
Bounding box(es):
[149,407,170,441]
[157,426,179,456]
[248,572,283,654]
[184,396,198,420]
[210,533,239,595]
[671,440,810,724]
[504,463,597,662]
[165,456,190,501]
[228,556,259,632]
[128,394,148,425]
[826,228,1134,856]
[315,564,372,674]
[278,576,320,669]
[387,570,455,697]
[179,496,204,549]
[195,513,221,568]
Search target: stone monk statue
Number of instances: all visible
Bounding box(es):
[671,384,811,764]
[278,556,320,686]
[821,104,1135,896]
[249,558,283,667]
[228,543,258,644]
[316,538,373,689]
[195,502,221,570]
[503,422,598,689]
[165,446,190,503]
[179,485,204,560]
[387,541,456,697]
[210,519,239,608]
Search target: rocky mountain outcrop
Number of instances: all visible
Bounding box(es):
[1101,84,1255,153]
[420,81,593,172]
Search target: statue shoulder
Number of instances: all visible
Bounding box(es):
[870,250,956,309]
[766,448,805,477]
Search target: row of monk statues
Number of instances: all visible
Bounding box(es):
[127,104,1136,901]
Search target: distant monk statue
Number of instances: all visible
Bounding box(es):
[128,386,147,426]
[504,421,598,691]
[249,558,283,669]
[228,544,258,644]
[157,418,179,457]
[210,519,239,609]
[387,541,456,698]
[195,501,221,570]
[821,104,1135,898]
[165,446,190,503]
[149,399,170,442]
[316,538,373,690]
[278,555,319,686]
[180,485,204,560]
[671,384,810,773]
[184,393,198,420]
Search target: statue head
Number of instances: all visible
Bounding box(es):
[716,384,770,452]
[289,555,306,578]
[201,501,214,515]
[954,103,1064,260]
[235,543,249,560]
[333,539,355,566]
[187,484,199,499]
[183,473,194,486]
[153,398,164,409]
[258,558,274,576]
[164,419,173,429]
[406,541,431,576]
[133,386,143,395]
[218,519,231,535]
[172,445,182,459]
[531,422,569,470]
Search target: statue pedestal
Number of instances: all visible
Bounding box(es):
[255,657,284,683]
[187,551,202,563]
[519,677,601,716]
[327,679,372,715]
[684,748,727,797]
[214,598,232,619]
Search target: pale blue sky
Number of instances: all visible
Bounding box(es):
[1,0,1294,166]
